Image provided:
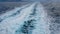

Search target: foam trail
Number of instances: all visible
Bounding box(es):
[0,3,32,23]
[0,2,50,34]
[31,3,50,34]
[0,3,37,34]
